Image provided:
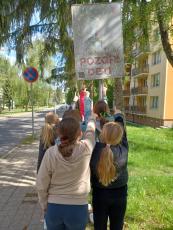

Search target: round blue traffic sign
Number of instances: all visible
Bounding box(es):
[23,67,39,83]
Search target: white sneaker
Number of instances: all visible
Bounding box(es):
[43,219,47,230]
[88,203,92,212]
[89,212,94,224]
[88,203,94,224]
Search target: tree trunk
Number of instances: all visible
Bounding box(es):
[8,100,11,111]
[157,11,173,67]
[25,104,28,112]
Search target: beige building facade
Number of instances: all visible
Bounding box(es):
[123,30,173,128]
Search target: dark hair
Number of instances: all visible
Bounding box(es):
[56,117,80,157]
[94,100,110,128]
[94,100,110,116]
[63,109,82,122]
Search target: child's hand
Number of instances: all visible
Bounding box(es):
[91,112,98,120]
[114,108,122,115]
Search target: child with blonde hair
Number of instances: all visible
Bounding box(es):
[90,109,128,230]
[97,122,123,186]
[37,112,59,172]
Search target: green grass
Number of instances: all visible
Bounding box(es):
[0,108,32,115]
[0,106,51,116]
[126,125,173,229]
[87,124,173,229]
[20,134,38,144]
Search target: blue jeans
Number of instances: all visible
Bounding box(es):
[45,203,88,230]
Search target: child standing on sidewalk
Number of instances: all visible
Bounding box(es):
[36,114,96,230]
[90,101,128,230]
[37,112,59,172]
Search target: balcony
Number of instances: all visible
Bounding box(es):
[131,86,148,95]
[132,65,149,76]
[131,106,147,114]
[132,45,150,58]
[123,89,130,96]
[124,106,131,112]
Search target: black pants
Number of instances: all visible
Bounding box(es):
[92,185,127,230]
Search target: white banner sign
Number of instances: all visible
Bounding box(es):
[71,3,124,80]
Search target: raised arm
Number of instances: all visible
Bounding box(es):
[114,113,128,150]
[82,115,96,153]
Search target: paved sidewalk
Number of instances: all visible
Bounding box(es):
[0,141,43,230]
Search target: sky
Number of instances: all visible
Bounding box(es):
[0,8,66,69]
[0,10,42,66]
[0,47,16,65]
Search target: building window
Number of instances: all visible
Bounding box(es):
[143,78,148,87]
[141,96,147,106]
[150,96,159,109]
[151,73,160,87]
[152,50,161,65]
[153,28,160,42]
[143,59,148,67]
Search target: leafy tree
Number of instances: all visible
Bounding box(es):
[3,77,13,110]
[13,79,28,110]
[105,79,114,109]
[0,56,18,110]
[25,39,54,78]
[1,0,173,111]
[0,44,56,111]
[20,40,55,110]
[55,87,64,104]
[65,87,76,105]
[1,0,173,68]
[123,0,173,66]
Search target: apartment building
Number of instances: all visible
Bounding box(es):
[123,28,173,128]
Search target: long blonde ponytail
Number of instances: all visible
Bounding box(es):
[41,124,55,149]
[97,122,123,186]
[97,145,116,186]
[40,112,59,149]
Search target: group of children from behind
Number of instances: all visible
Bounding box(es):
[36,99,128,230]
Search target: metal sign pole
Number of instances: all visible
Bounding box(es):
[99,79,103,100]
[54,93,56,114]
[30,83,34,137]
[89,0,103,101]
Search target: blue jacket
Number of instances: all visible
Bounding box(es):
[90,114,128,189]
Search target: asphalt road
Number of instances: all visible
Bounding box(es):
[0,105,69,156]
